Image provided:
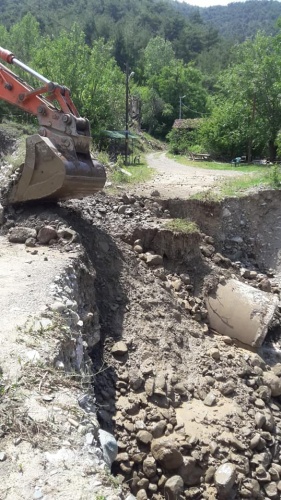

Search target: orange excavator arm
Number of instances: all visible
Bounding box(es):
[0,47,106,204]
[0,47,80,117]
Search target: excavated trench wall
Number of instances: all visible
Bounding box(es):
[160,190,281,272]
[126,226,202,265]
[41,192,281,500]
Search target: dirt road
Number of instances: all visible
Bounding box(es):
[132,152,244,198]
[0,237,72,377]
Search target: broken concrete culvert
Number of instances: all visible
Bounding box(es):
[206,278,279,348]
[1,187,281,499]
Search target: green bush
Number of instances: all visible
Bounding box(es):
[167,128,198,154]
[270,164,281,187]
[96,151,111,167]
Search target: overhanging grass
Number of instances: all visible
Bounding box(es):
[0,122,37,138]
[164,218,199,233]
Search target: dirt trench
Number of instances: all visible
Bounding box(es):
[66,191,281,500]
[2,186,281,500]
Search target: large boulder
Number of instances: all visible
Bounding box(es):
[214,463,236,496]
[37,225,58,245]
[178,456,203,486]
[164,475,184,499]
[98,429,118,468]
[8,226,37,243]
[263,371,281,397]
[142,456,157,478]
[151,437,183,470]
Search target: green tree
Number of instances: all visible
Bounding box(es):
[200,31,281,161]
[31,27,124,133]
[199,98,249,159]
[197,39,234,91]
[8,14,41,62]
[174,19,219,64]
[157,62,207,114]
[81,39,125,132]
[150,60,208,133]
[0,18,40,121]
[137,86,166,136]
[143,36,176,80]
[33,24,90,108]
[0,24,9,48]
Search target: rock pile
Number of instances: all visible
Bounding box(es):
[106,335,281,499]
[3,220,78,248]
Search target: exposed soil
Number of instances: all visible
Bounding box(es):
[1,146,281,500]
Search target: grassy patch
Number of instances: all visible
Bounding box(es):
[165,218,199,233]
[0,122,37,171]
[108,157,154,185]
[192,166,281,201]
[1,122,37,172]
[139,132,166,151]
[220,167,281,196]
[167,153,262,173]
[0,121,37,138]
[190,190,224,202]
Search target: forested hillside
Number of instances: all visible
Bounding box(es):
[0,0,221,67]
[1,0,281,162]
[203,0,281,40]
[174,0,281,41]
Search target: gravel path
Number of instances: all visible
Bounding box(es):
[0,237,73,378]
[131,152,244,198]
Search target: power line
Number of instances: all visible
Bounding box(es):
[181,102,207,116]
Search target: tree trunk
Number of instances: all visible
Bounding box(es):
[248,96,256,163]
[268,140,277,162]
[247,139,252,164]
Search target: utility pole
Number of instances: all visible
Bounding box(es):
[125,63,129,166]
[125,64,135,166]
[247,95,256,164]
[179,95,186,119]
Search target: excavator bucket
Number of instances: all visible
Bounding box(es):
[0,47,106,203]
[8,134,106,203]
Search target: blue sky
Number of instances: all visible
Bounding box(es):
[178,0,246,6]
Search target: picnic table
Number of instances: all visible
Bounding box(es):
[231,156,246,166]
[189,153,211,161]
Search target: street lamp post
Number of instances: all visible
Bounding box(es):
[179,95,186,119]
[125,63,134,166]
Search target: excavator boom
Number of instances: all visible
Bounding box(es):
[0,47,106,203]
